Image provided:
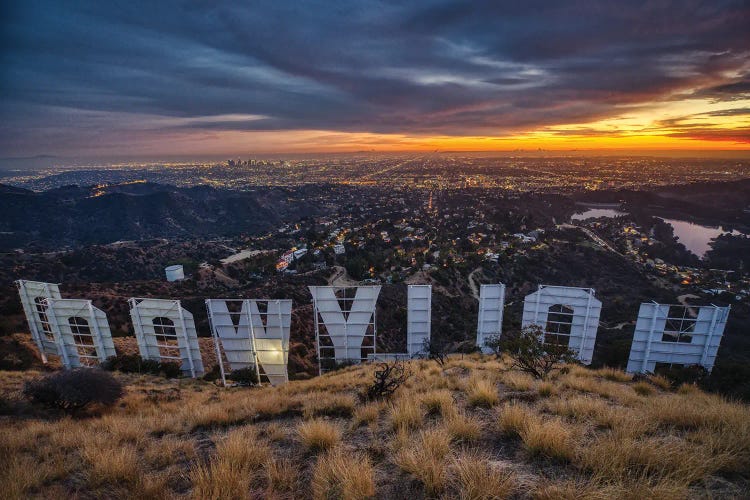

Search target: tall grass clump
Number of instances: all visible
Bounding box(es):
[297,419,342,453]
[312,449,375,500]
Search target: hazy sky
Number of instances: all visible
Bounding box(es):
[1,1,749,157]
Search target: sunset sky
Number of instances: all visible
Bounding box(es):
[1,1,749,158]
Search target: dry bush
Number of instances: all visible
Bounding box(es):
[390,397,424,431]
[312,448,375,500]
[450,452,518,499]
[500,371,535,391]
[303,393,355,419]
[497,403,539,437]
[520,417,575,462]
[394,428,452,496]
[465,377,499,407]
[297,419,342,453]
[420,389,456,417]
[443,411,482,443]
[352,401,383,428]
[632,381,655,396]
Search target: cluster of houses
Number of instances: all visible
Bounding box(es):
[16,278,730,386]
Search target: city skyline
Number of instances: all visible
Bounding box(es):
[1,1,749,159]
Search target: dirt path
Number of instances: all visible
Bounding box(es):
[328,266,359,287]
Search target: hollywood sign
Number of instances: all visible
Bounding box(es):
[16,278,731,379]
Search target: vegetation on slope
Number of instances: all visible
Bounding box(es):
[1,355,749,499]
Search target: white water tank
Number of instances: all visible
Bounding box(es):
[165,265,185,282]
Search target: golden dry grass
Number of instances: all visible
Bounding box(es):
[443,410,482,443]
[394,427,452,496]
[520,417,575,462]
[312,448,376,500]
[390,396,424,430]
[450,452,518,499]
[1,357,749,498]
[465,376,500,407]
[297,419,342,453]
[421,389,456,417]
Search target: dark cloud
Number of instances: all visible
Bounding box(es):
[1,0,749,155]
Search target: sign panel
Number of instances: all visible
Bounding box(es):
[206,299,292,386]
[407,285,432,356]
[521,285,602,364]
[15,280,62,362]
[476,283,506,354]
[128,298,204,377]
[309,286,380,373]
[44,298,117,369]
[626,302,729,373]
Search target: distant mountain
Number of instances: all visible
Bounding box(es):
[0,183,320,251]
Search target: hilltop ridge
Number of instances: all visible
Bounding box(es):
[1,355,748,498]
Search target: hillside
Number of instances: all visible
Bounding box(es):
[1,356,748,499]
[0,183,322,251]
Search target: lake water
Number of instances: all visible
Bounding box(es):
[571,206,744,258]
[659,218,741,258]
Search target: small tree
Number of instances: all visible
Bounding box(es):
[365,361,411,400]
[488,325,577,380]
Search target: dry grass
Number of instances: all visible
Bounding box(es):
[264,457,298,494]
[303,392,356,419]
[497,403,539,437]
[421,389,456,417]
[465,376,500,407]
[443,410,482,443]
[500,371,535,391]
[394,428,452,496]
[390,396,424,430]
[633,381,655,396]
[520,417,575,462]
[576,434,731,484]
[536,381,556,397]
[82,441,140,485]
[312,448,376,499]
[596,367,633,383]
[297,419,342,453]
[450,452,518,499]
[1,356,749,498]
[352,401,383,428]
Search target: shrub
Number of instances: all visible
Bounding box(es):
[654,364,708,388]
[488,325,577,380]
[365,361,411,400]
[24,369,124,413]
[227,367,259,386]
[102,354,182,378]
